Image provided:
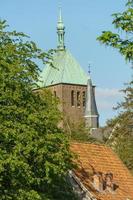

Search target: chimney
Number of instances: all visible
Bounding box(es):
[93,172,116,193]
[105,173,114,192]
[93,172,103,192]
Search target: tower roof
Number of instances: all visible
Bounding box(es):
[38,49,88,87]
[38,8,88,87]
[84,77,99,116]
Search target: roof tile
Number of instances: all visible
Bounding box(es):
[70,142,133,200]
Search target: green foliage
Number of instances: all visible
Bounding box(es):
[97,1,133,61]
[69,121,90,142]
[104,80,133,172]
[97,1,133,173]
[0,20,76,199]
[117,81,133,110]
[105,111,133,173]
[39,177,79,200]
[104,79,133,173]
[114,135,133,173]
[64,120,100,143]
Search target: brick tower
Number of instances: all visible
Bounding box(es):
[38,8,99,128]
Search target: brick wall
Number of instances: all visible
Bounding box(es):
[47,83,87,125]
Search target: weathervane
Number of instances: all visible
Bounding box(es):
[88,63,91,75]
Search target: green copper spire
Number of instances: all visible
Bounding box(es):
[57,7,65,50]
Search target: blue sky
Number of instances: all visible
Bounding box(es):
[0,0,132,125]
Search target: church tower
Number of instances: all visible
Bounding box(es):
[38,9,99,129]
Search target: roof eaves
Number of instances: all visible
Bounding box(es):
[41,82,87,87]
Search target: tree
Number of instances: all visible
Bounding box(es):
[64,120,101,143]
[97,1,133,172]
[105,110,133,173]
[0,20,76,199]
[97,0,133,61]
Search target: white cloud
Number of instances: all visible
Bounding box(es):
[96,88,122,98]
[98,101,113,110]
[95,87,123,110]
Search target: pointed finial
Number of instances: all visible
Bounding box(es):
[57,6,65,50]
[58,5,63,23]
[57,6,64,28]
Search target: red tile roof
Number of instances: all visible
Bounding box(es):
[70,142,133,200]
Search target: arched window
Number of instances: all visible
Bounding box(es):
[77,91,80,107]
[83,91,86,107]
[71,90,74,106]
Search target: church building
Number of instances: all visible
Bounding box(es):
[38,9,99,129]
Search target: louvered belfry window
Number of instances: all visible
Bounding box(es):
[83,91,86,107]
[71,90,74,106]
[77,91,80,107]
